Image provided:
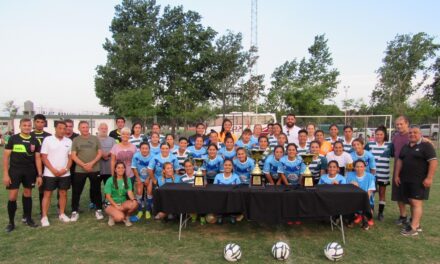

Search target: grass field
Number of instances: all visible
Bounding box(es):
[0,149,439,264]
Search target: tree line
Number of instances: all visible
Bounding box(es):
[95,0,440,130]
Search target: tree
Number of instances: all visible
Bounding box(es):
[112,88,155,124]
[425,57,440,107]
[95,0,247,131]
[265,34,340,115]
[3,100,19,117]
[371,32,439,115]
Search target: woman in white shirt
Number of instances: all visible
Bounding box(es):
[325,141,353,176]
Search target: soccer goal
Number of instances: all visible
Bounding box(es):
[281,115,393,142]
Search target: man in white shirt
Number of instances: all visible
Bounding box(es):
[40,121,73,227]
[283,113,301,145]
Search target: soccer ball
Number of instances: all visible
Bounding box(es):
[271,241,290,260]
[324,242,344,261]
[224,243,242,262]
[206,214,217,224]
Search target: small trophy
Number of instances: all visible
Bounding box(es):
[193,158,206,187]
[300,154,315,188]
[250,149,265,189]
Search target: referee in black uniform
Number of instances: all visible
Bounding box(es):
[3,118,43,232]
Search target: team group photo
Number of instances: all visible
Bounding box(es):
[1,0,440,263]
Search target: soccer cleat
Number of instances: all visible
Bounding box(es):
[354,214,363,224]
[5,223,15,233]
[199,216,206,225]
[41,216,50,227]
[401,224,422,233]
[21,216,27,223]
[26,219,38,228]
[368,218,374,227]
[108,216,115,226]
[70,211,79,222]
[377,213,384,221]
[95,210,104,220]
[145,211,151,220]
[401,227,418,236]
[59,214,71,223]
[395,216,408,226]
[129,215,140,222]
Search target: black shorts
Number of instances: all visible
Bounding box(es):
[391,180,410,204]
[43,176,71,191]
[376,180,390,187]
[400,182,430,200]
[7,168,37,190]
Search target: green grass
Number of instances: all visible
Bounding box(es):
[0,149,439,263]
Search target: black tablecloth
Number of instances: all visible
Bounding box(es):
[153,184,371,224]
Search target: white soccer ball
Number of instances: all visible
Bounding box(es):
[324,242,344,261]
[224,243,242,262]
[271,241,290,260]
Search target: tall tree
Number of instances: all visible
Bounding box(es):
[95,0,247,131]
[371,32,439,115]
[265,34,340,115]
[425,57,440,107]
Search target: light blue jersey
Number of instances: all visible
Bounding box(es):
[131,152,153,182]
[187,146,207,159]
[277,156,306,185]
[233,157,255,184]
[201,155,224,180]
[250,135,259,147]
[148,154,180,179]
[350,150,376,173]
[235,139,253,149]
[214,173,241,185]
[157,175,181,187]
[318,174,346,185]
[219,147,236,161]
[149,143,161,156]
[346,172,376,206]
[263,154,282,180]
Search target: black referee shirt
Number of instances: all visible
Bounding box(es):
[5,134,41,169]
[399,140,437,183]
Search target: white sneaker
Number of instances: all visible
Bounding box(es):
[59,214,71,223]
[108,216,115,226]
[95,210,104,220]
[71,211,79,222]
[41,216,50,227]
[123,218,132,227]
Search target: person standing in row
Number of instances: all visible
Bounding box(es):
[109,117,125,143]
[283,113,301,145]
[3,118,43,232]
[40,121,72,227]
[395,126,437,236]
[71,121,103,222]
[31,114,51,219]
[98,123,116,186]
[188,123,209,147]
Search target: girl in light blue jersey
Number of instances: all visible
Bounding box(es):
[188,135,207,160]
[154,162,180,220]
[263,145,284,185]
[165,134,179,153]
[351,139,376,175]
[318,160,346,185]
[202,144,224,184]
[278,143,306,186]
[149,132,161,156]
[232,147,255,184]
[147,143,180,181]
[214,159,241,224]
[219,136,236,161]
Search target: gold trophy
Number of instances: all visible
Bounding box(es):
[193,158,206,187]
[250,149,265,188]
[300,154,315,188]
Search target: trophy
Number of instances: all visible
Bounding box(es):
[300,154,315,188]
[193,158,206,187]
[250,149,265,189]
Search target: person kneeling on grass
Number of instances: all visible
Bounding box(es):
[104,162,138,227]
[154,162,181,221]
[346,159,376,230]
[318,161,346,185]
[214,159,241,225]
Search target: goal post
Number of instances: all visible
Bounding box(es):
[281,115,393,142]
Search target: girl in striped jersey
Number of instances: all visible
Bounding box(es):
[308,141,328,185]
[172,137,190,175]
[129,122,145,150]
[365,126,394,221]
[219,136,236,161]
[268,123,283,150]
[257,135,271,170]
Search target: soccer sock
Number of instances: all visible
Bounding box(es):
[23,196,32,221]
[379,201,385,214]
[146,195,153,211]
[136,195,143,211]
[7,200,17,225]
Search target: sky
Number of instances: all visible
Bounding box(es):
[1,0,439,115]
